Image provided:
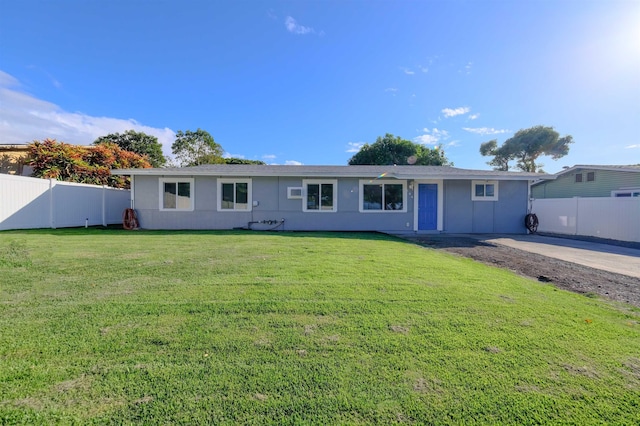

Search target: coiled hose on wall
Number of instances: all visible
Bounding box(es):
[525,213,539,234]
[123,208,139,230]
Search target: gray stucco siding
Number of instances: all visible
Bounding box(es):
[443,180,474,232]
[132,175,416,231]
[493,180,529,233]
[131,174,528,233]
[472,202,495,233]
[443,180,527,233]
[252,177,414,231]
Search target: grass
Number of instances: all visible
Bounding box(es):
[1,228,639,425]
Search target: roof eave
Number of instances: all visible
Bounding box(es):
[111,168,552,181]
[554,165,640,177]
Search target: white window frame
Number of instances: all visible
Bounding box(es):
[159,178,194,211]
[359,179,407,213]
[287,187,303,199]
[611,188,640,197]
[302,179,337,212]
[471,180,499,201]
[217,178,252,212]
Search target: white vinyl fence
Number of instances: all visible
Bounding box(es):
[531,197,640,242]
[1,174,131,231]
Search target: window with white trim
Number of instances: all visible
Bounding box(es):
[359,180,407,212]
[218,179,251,211]
[303,179,337,212]
[160,178,194,211]
[612,189,640,197]
[471,180,499,201]
[287,187,303,199]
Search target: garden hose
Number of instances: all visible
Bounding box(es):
[525,213,539,234]
[123,208,139,230]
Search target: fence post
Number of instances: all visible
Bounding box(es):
[572,197,579,235]
[49,178,56,229]
[102,185,107,227]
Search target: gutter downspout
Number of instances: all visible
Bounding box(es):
[130,175,135,210]
[527,180,533,234]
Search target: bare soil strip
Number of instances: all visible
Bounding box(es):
[405,236,640,308]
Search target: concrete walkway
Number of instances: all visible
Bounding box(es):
[476,234,640,279]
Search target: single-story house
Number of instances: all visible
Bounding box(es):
[531,165,640,199]
[111,165,551,233]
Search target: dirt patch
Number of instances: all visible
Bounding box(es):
[134,396,154,404]
[389,325,410,334]
[54,375,92,393]
[404,235,640,308]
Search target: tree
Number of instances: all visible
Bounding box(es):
[480,126,573,172]
[224,158,266,165]
[28,138,151,189]
[479,139,513,171]
[171,129,223,166]
[94,130,166,167]
[348,133,451,166]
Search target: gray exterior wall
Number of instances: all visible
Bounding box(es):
[443,180,528,233]
[132,175,529,233]
[531,169,640,198]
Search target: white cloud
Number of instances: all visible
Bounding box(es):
[262,154,277,160]
[468,113,480,120]
[401,67,415,75]
[463,127,510,135]
[0,70,20,87]
[442,107,470,118]
[0,70,176,158]
[415,134,438,144]
[625,144,640,149]
[346,142,364,153]
[285,16,318,35]
[285,160,303,165]
[414,128,449,145]
[223,152,245,159]
[385,87,398,96]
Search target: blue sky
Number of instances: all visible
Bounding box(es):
[1,0,638,172]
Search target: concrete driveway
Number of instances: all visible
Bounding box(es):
[475,234,640,279]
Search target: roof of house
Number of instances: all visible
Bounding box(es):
[530,164,640,186]
[112,164,552,181]
[0,144,30,151]
[556,165,640,175]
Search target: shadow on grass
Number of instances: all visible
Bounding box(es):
[1,226,502,252]
[0,226,399,243]
[395,234,497,249]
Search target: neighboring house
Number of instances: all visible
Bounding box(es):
[111,165,551,233]
[531,165,640,199]
[0,144,32,176]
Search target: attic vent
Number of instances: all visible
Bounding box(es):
[287,187,303,199]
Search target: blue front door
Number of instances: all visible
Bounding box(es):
[418,184,438,230]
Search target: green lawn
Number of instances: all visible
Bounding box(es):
[1,229,639,425]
